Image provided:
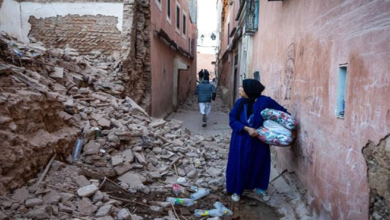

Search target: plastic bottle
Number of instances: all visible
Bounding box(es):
[93,127,101,139]
[214,202,233,216]
[190,188,210,200]
[194,209,224,217]
[172,184,181,196]
[166,197,196,206]
[72,139,83,162]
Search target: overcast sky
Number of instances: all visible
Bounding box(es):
[197,0,219,54]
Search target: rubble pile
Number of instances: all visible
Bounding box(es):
[0,32,233,219]
[179,94,229,113]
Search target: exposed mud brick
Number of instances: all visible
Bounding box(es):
[122,0,152,111]
[114,162,133,175]
[28,15,121,55]
[78,197,97,216]
[84,140,101,155]
[73,175,90,187]
[118,172,144,188]
[0,75,78,196]
[25,198,43,208]
[363,135,390,220]
[24,206,49,219]
[59,203,73,213]
[43,190,61,205]
[11,187,31,203]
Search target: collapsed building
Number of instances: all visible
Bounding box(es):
[0,28,228,220]
[0,0,197,117]
[0,0,206,219]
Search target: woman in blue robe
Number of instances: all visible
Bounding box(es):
[226,79,288,202]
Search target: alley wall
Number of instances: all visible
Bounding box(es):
[249,0,390,219]
[150,0,197,117]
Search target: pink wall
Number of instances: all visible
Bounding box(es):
[150,0,197,117]
[217,1,239,107]
[197,53,215,76]
[250,0,390,219]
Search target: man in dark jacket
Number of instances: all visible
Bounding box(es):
[195,74,216,127]
[197,69,210,83]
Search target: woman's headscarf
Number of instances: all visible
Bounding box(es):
[237,79,265,119]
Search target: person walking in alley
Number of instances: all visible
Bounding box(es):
[197,69,210,83]
[195,73,216,127]
[226,79,289,202]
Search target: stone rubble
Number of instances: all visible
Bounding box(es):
[0,31,233,219]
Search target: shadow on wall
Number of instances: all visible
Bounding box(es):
[362,135,390,220]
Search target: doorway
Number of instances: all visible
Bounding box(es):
[232,52,239,103]
[173,58,189,111]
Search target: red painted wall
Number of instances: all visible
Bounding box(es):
[250,0,390,219]
[150,0,197,117]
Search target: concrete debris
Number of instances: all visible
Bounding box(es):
[25,198,43,208]
[95,204,112,217]
[74,175,90,187]
[117,208,131,220]
[24,206,49,219]
[59,203,73,213]
[11,188,31,203]
[77,185,99,197]
[78,197,97,215]
[43,191,61,205]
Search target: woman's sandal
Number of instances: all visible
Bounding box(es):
[255,188,271,202]
[231,193,241,202]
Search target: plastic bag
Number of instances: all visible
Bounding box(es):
[263,120,292,136]
[261,108,297,130]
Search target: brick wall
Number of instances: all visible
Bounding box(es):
[122,0,152,112]
[28,14,122,55]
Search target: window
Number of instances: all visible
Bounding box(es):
[182,12,187,37]
[227,23,230,47]
[167,0,171,24]
[189,38,195,56]
[155,0,162,12]
[336,65,348,118]
[254,71,260,81]
[176,3,181,33]
[189,37,191,54]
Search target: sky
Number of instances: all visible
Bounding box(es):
[197,0,219,54]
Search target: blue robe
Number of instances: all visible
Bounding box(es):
[226,95,288,195]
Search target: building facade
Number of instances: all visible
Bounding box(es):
[151,0,197,117]
[217,0,390,219]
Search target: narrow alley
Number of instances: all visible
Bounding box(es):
[0,0,390,220]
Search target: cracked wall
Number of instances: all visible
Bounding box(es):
[363,135,390,220]
[122,0,152,112]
